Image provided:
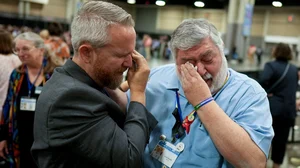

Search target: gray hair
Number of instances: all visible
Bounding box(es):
[14,32,45,49]
[170,19,224,59]
[71,1,135,55]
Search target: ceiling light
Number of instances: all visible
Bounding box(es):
[156,0,165,6]
[127,0,136,4]
[272,1,282,7]
[194,1,205,7]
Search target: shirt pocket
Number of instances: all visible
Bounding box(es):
[191,125,221,158]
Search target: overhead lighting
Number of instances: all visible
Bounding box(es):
[156,0,165,6]
[127,0,136,4]
[272,1,282,7]
[194,1,205,7]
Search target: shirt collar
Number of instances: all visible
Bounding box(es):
[165,65,186,98]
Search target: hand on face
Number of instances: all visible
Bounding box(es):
[127,50,150,94]
[179,62,212,106]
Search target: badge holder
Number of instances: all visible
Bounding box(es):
[34,86,43,94]
[150,134,185,168]
[20,97,36,111]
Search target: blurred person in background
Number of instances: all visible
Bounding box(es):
[0,32,59,168]
[45,22,70,63]
[143,34,152,60]
[259,43,298,168]
[0,30,21,115]
[247,44,256,64]
[255,46,263,66]
[39,29,49,41]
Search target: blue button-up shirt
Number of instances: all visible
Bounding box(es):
[127,64,274,168]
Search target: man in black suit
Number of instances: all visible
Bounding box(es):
[31,1,157,168]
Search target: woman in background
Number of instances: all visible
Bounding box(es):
[0,30,21,115]
[259,43,298,168]
[0,32,59,168]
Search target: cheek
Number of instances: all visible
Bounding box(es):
[209,61,222,77]
[27,53,34,60]
[175,65,181,74]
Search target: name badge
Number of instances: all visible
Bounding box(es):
[151,140,184,168]
[20,97,36,111]
[35,86,43,95]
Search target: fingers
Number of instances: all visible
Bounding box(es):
[180,63,196,89]
[132,50,143,59]
[180,62,201,82]
[131,50,146,65]
[185,62,201,79]
[129,50,147,72]
[181,64,192,80]
[127,50,150,94]
[119,81,129,92]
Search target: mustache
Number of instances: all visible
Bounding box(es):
[202,73,212,80]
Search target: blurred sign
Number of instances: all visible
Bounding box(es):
[77,2,83,11]
[22,0,49,5]
[243,4,254,37]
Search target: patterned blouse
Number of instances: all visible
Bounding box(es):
[45,36,70,59]
[0,65,52,168]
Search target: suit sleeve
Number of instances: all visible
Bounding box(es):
[47,87,157,168]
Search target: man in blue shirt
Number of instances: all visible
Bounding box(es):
[127,18,274,167]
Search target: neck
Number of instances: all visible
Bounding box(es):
[27,58,43,72]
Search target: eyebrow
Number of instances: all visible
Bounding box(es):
[180,49,214,61]
[200,50,213,57]
[114,50,132,57]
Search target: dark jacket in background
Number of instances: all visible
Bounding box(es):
[31,59,157,168]
[259,60,298,119]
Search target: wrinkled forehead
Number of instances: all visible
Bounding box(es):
[176,39,219,58]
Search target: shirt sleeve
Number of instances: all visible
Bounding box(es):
[232,91,274,158]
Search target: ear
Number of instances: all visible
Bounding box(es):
[78,44,94,63]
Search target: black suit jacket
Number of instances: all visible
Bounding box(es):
[259,60,298,119]
[31,59,157,168]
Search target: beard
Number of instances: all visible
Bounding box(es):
[94,63,125,90]
[208,56,228,93]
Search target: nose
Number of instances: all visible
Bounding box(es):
[196,62,206,76]
[123,54,132,68]
[17,51,25,58]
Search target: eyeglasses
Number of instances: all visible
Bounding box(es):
[13,46,36,55]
